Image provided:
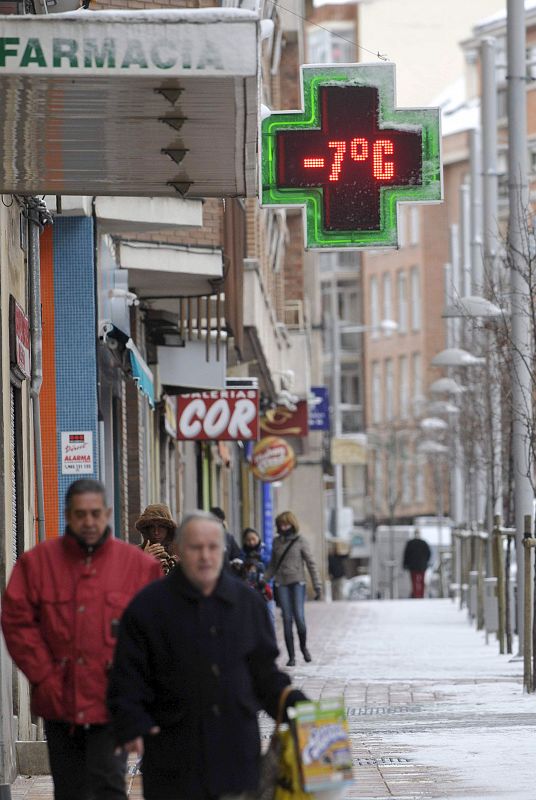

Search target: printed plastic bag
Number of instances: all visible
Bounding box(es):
[290,698,353,794]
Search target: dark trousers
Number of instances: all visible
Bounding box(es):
[277,582,307,658]
[410,570,425,598]
[45,720,127,800]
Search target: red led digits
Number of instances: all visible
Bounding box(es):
[303,158,325,168]
[373,139,395,180]
[350,137,368,162]
[304,138,395,183]
[328,140,346,182]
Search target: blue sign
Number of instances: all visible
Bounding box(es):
[308,386,330,431]
[262,482,274,560]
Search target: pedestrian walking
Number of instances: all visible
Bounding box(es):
[107,510,306,800]
[240,526,269,568]
[264,511,322,667]
[402,529,431,599]
[1,479,162,800]
[328,541,348,601]
[136,503,178,574]
[210,505,242,566]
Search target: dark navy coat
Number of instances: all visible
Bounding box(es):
[108,565,295,799]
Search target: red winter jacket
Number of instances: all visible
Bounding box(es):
[1,532,162,725]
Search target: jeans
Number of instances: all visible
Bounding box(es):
[45,720,127,800]
[276,582,307,658]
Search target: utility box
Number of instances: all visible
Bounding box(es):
[484,577,499,634]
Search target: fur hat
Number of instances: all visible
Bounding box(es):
[135,504,177,534]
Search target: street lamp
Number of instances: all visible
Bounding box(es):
[420,417,449,432]
[339,318,398,335]
[429,377,465,395]
[431,347,485,367]
[442,296,506,319]
[427,400,460,416]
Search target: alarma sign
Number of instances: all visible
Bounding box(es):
[261,63,442,249]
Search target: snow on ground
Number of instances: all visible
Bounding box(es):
[290,599,536,798]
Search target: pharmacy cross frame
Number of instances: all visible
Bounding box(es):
[260,63,443,250]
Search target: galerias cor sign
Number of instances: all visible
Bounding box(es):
[177,389,259,441]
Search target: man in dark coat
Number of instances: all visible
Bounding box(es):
[210,505,242,567]
[108,510,305,800]
[402,530,431,598]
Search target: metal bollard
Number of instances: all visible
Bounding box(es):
[484,577,499,641]
[522,515,534,693]
[468,571,478,621]
[493,516,506,655]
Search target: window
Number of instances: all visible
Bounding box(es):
[399,356,409,420]
[397,271,407,333]
[374,453,384,512]
[385,359,394,421]
[341,364,360,406]
[412,352,422,405]
[401,456,411,505]
[382,273,393,336]
[410,207,420,245]
[337,280,360,324]
[370,276,379,338]
[307,24,355,65]
[341,363,363,433]
[526,45,536,81]
[410,267,421,332]
[415,464,425,504]
[371,362,382,424]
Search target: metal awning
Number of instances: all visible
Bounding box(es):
[0,9,259,196]
[118,239,223,299]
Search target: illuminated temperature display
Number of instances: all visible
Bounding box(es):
[276,86,422,231]
[261,63,442,249]
[304,138,395,182]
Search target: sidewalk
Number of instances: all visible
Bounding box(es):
[11,599,536,799]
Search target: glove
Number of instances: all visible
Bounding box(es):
[314,590,321,601]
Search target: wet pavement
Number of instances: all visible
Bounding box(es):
[11,598,536,799]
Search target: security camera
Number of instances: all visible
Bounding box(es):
[98,320,114,343]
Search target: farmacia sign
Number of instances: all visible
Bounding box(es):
[0,14,257,76]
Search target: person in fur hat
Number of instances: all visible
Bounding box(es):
[136,504,178,575]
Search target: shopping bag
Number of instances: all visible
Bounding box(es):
[291,698,353,794]
[274,727,309,800]
[252,687,309,800]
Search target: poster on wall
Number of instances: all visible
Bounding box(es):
[251,436,296,483]
[61,431,94,475]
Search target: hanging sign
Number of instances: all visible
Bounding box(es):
[177,389,259,441]
[9,296,31,381]
[251,436,296,483]
[261,63,442,249]
[260,401,309,438]
[308,386,330,431]
[61,431,94,475]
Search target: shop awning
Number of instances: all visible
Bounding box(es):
[0,9,259,197]
[126,339,155,407]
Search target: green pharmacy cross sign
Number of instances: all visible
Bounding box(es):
[260,64,442,250]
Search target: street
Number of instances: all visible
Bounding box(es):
[11,597,536,799]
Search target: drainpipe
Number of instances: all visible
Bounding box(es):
[27,198,52,544]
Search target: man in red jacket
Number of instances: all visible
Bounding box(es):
[1,478,162,800]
